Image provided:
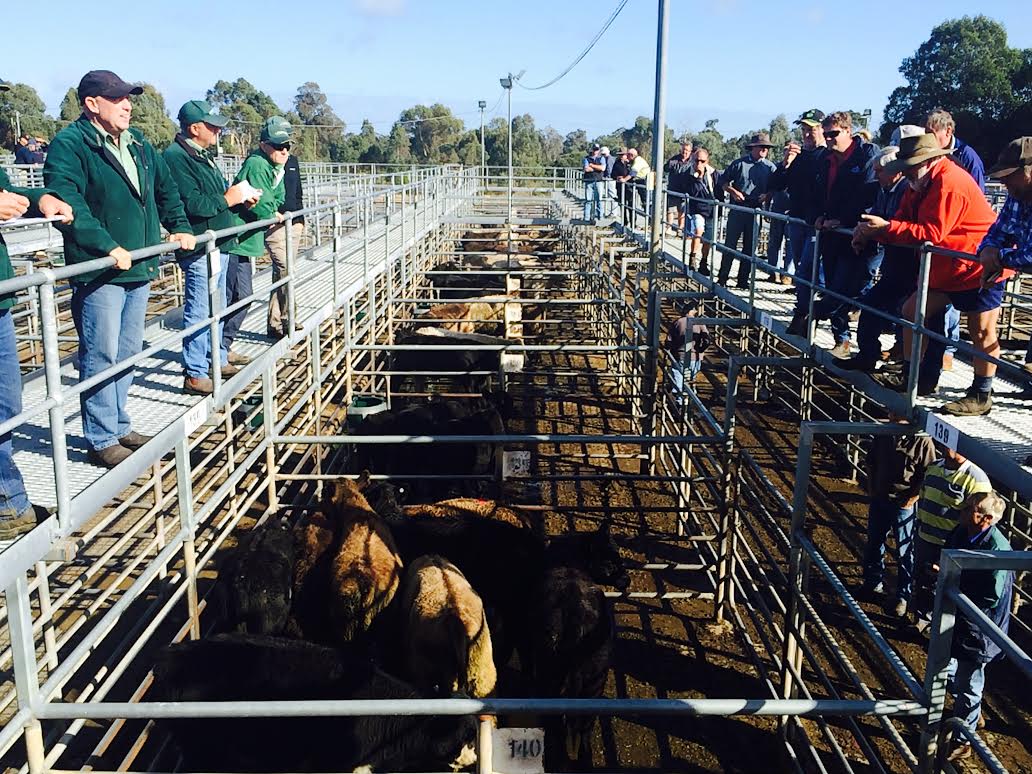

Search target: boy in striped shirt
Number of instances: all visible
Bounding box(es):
[911,446,991,629]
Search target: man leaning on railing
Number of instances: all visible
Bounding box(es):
[0,78,73,537]
[978,136,1032,391]
[856,133,1009,417]
[43,70,196,469]
[933,491,1013,764]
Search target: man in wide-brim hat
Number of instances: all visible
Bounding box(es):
[718,132,777,287]
[743,132,775,149]
[856,132,1013,417]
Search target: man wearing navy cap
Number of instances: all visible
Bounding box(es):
[44,70,196,468]
[164,100,259,395]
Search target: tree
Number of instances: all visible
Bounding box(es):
[292,82,345,162]
[129,84,176,149]
[396,104,464,163]
[207,78,281,118]
[384,122,412,164]
[880,15,1029,159]
[0,83,56,148]
[59,88,79,123]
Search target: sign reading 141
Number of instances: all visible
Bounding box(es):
[924,412,960,451]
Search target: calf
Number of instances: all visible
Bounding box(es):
[218,518,294,636]
[391,327,504,393]
[401,555,496,698]
[151,634,478,773]
[327,478,404,642]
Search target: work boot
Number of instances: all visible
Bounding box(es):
[941,389,992,417]
[119,431,153,450]
[876,371,939,397]
[891,598,908,618]
[946,742,972,763]
[228,351,251,366]
[88,444,133,468]
[220,363,241,378]
[0,504,47,540]
[942,353,954,371]
[184,376,214,395]
[698,261,710,275]
[829,340,851,359]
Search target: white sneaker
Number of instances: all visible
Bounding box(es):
[829,341,852,359]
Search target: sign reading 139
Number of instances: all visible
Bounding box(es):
[924,412,960,451]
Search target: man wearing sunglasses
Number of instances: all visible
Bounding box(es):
[223,116,292,361]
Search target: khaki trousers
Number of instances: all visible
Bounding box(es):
[264,221,304,333]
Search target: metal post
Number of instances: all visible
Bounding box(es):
[478,100,487,181]
[918,551,962,771]
[640,0,670,474]
[263,367,279,512]
[782,424,814,712]
[174,439,201,640]
[39,278,71,534]
[204,231,223,398]
[907,243,932,409]
[285,215,297,333]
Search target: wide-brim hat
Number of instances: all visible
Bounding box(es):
[882,133,953,174]
[744,132,775,148]
[0,79,10,92]
[987,136,1032,179]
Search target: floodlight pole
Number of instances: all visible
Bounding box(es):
[642,0,669,473]
[478,100,487,177]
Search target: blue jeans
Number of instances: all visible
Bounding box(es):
[669,359,701,396]
[0,310,30,518]
[944,305,960,357]
[855,267,916,364]
[862,496,916,599]
[947,658,986,733]
[583,181,603,220]
[718,210,756,286]
[71,280,150,451]
[222,253,253,352]
[814,242,882,344]
[604,180,616,216]
[789,222,822,312]
[180,254,229,378]
[767,217,789,275]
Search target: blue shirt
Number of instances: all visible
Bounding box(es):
[723,154,776,205]
[979,194,1032,272]
[952,137,986,193]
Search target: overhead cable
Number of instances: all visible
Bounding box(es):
[516,0,629,91]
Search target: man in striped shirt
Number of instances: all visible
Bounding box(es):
[911,446,992,629]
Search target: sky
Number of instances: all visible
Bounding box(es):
[4,0,1029,140]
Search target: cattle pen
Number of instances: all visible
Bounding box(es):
[0,163,1028,774]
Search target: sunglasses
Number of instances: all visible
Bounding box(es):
[268,142,292,151]
[822,130,842,139]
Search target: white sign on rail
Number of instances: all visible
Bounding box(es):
[924,411,960,451]
[502,450,531,479]
[182,401,209,436]
[491,727,545,774]
[758,311,774,331]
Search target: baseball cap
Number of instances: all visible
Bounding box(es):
[178,99,229,129]
[590,143,601,151]
[260,116,293,145]
[794,109,825,127]
[0,79,10,92]
[987,137,1032,179]
[77,70,144,102]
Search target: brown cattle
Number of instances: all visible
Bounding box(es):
[402,498,535,532]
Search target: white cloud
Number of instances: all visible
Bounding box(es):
[355,0,405,16]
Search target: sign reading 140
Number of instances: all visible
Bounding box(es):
[924,412,960,451]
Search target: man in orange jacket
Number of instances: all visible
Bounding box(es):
[855,134,1009,416]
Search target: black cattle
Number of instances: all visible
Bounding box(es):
[217,518,295,635]
[151,634,477,773]
[530,566,615,769]
[431,260,506,300]
[391,328,504,393]
[352,404,504,501]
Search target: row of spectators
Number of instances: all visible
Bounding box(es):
[585,108,1032,418]
[0,70,306,540]
[12,134,47,165]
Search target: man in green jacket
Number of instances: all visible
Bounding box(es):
[0,77,74,537]
[164,100,259,395]
[222,116,291,360]
[44,70,196,468]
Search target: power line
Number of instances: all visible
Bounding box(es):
[516,0,629,91]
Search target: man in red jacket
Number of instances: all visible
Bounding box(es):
[856,134,1009,416]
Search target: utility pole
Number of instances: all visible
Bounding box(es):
[478,100,487,176]
[642,0,669,474]
[15,111,21,141]
[499,71,523,224]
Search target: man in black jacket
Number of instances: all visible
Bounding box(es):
[665,142,693,233]
[611,150,634,227]
[266,153,305,338]
[802,112,878,356]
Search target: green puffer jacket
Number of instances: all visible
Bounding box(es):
[43,116,191,285]
[0,168,53,310]
[227,149,285,258]
[163,135,237,257]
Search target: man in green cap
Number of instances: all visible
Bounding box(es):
[164,100,260,395]
[0,77,73,537]
[44,69,196,468]
[222,116,292,360]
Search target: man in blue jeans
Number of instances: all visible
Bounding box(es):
[45,70,195,468]
[582,144,605,221]
[860,417,935,617]
[0,82,74,535]
[164,100,258,394]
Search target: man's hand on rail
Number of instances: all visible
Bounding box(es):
[815,216,842,231]
[169,233,198,252]
[0,190,30,221]
[978,246,1002,287]
[37,194,73,224]
[858,214,889,232]
[109,246,133,271]
[274,212,285,223]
